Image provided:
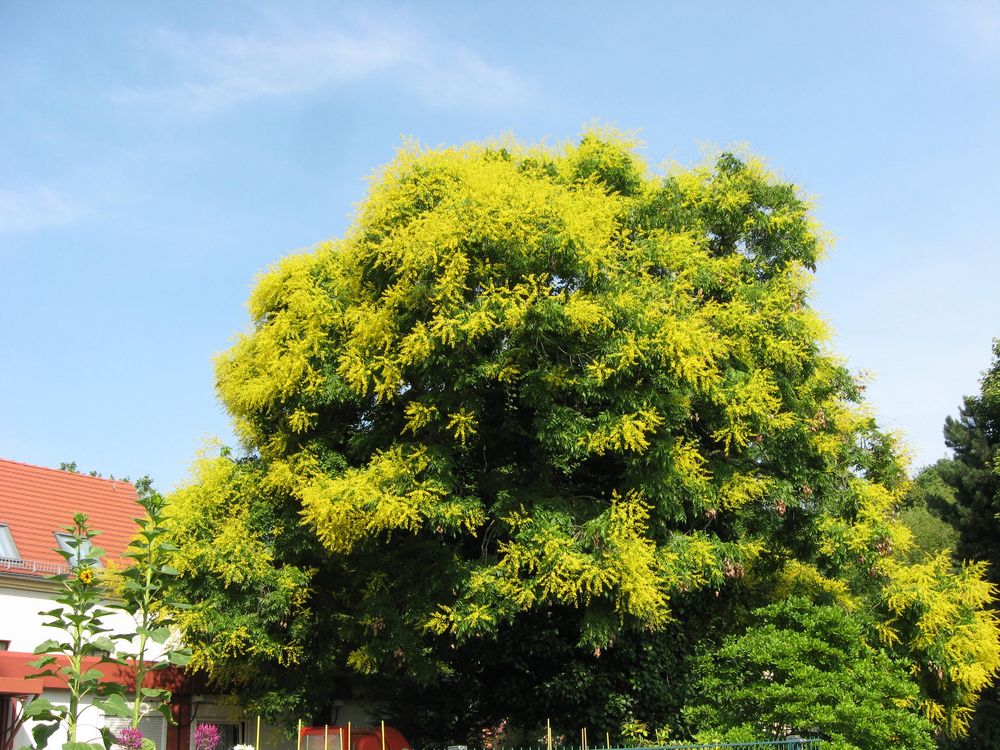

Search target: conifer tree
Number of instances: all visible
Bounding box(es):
[927,341,1000,570]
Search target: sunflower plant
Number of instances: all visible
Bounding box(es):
[24,513,123,750]
[106,478,191,729]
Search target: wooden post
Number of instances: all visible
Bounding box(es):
[580,729,585,750]
[324,725,329,750]
[256,716,261,750]
[381,721,386,750]
[546,720,552,750]
[605,733,610,750]
[340,726,345,750]
[296,721,302,750]
[347,722,352,750]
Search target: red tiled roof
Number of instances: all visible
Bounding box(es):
[0,458,140,577]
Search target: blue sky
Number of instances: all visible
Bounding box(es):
[2,1,999,490]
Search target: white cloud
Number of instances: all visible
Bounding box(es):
[0,187,82,234]
[115,19,534,114]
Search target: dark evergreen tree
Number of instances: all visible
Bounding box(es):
[932,342,1000,570]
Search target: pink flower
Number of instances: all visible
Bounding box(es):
[116,728,145,750]
[195,724,222,750]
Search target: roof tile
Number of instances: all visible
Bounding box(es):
[0,458,140,577]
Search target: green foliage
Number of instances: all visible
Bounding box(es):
[163,131,999,738]
[685,597,935,750]
[164,454,320,717]
[924,340,1000,571]
[897,505,959,564]
[373,604,710,746]
[27,514,120,750]
[899,460,960,567]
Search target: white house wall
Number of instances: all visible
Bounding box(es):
[0,582,138,651]
[4,579,347,750]
[13,690,104,750]
[2,579,163,750]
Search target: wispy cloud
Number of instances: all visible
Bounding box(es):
[115,19,535,114]
[938,0,1000,65]
[0,187,82,235]
[409,48,530,111]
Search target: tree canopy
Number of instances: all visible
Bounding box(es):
[164,131,999,744]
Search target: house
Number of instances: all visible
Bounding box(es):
[0,459,296,750]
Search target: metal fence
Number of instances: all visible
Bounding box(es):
[434,741,821,750]
[628,741,821,749]
[0,556,66,576]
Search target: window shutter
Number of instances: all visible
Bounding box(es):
[103,714,167,750]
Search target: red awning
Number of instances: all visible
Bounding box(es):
[0,650,193,694]
[0,676,41,697]
[0,652,50,695]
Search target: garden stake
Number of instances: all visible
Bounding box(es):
[297,720,302,750]
[347,722,351,750]
[605,733,609,750]
[381,721,386,750]
[256,716,261,750]
[546,720,552,750]
[340,726,345,750]
[325,725,329,750]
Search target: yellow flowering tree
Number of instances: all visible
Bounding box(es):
[165,131,997,742]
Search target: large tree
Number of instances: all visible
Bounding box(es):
[165,132,997,743]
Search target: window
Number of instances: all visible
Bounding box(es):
[0,525,18,560]
[104,715,166,750]
[53,532,100,567]
[195,722,243,749]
